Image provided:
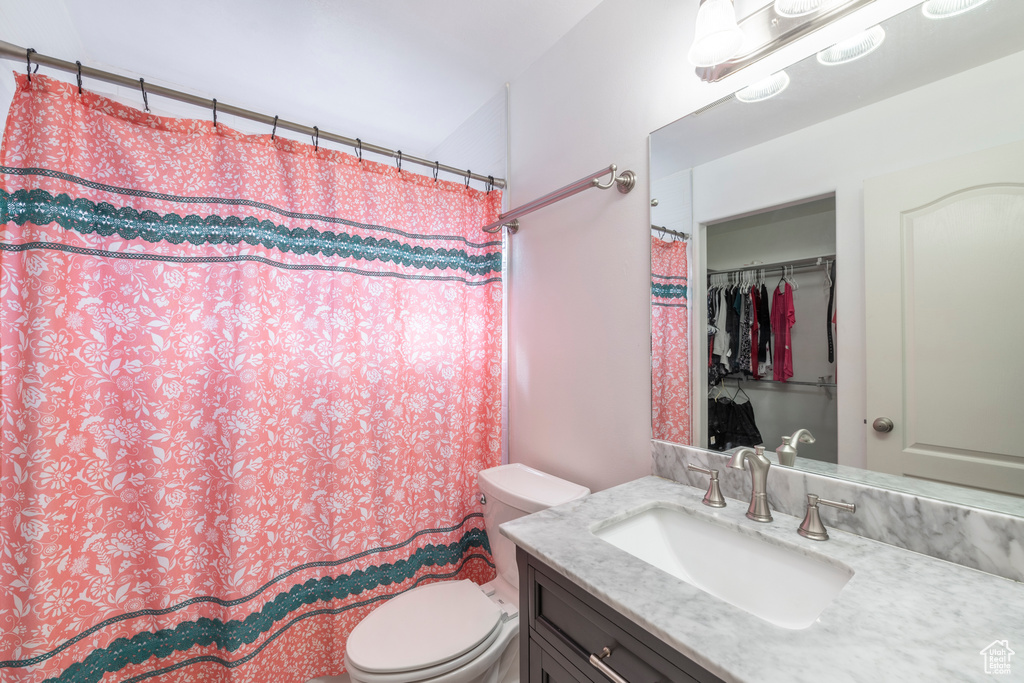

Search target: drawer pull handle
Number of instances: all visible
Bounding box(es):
[589,646,630,683]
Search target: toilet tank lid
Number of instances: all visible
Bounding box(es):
[478,463,590,514]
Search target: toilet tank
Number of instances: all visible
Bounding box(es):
[478,464,590,590]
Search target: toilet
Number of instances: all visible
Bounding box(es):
[344,463,590,683]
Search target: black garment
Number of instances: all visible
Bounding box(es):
[757,283,771,364]
[726,287,741,372]
[707,397,729,451]
[707,396,763,451]
[827,262,836,363]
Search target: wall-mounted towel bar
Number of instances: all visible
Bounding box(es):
[481,164,636,234]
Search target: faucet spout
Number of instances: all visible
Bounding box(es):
[727,446,773,523]
[777,428,816,467]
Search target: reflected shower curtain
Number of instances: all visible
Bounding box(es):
[0,74,502,683]
[651,237,690,444]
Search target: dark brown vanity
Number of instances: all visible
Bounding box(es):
[518,548,723,683]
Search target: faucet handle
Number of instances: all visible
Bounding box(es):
[798,493,856,541]
[687,464,726,508]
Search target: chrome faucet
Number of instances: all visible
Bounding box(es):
[727,445,773,522]
[776,428,816,467]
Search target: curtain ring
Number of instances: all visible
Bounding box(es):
[433,161,439,183]
[271,115,278,140]
[465,170,471,188]
[355,138,362,162]
[26,48,37,82]
[487,176,495,194]
[395,150,402,173]
[75,60,83,95]
[139,78,150,113]
[313,126,319,151]
[212,98,218,128]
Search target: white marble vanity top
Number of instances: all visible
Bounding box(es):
[500,476,1024,683]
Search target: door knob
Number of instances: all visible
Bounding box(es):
[872,417,894,433]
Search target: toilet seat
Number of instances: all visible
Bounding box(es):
[346,580,504,676]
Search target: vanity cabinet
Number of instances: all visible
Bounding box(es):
[518,548,723,683]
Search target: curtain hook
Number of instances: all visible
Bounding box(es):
[139,78,150,113]
[212,98,218,128]
[26,48,37,82]
[354,138,363,162]
[271,115,278,140]
[465,170,471,189]
[312,126,319,151]
[75,60,83,95]
[487,176,494,194]
[395,150,402,173]
[433,161,439,183]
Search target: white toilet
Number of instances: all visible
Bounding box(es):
[344,463,590,683]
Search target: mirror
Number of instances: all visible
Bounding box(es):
[650,0,1024,515]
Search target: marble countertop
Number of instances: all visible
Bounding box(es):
[500,476,1024,683]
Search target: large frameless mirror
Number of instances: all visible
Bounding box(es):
[650,0,1024,515]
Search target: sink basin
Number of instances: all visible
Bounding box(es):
[593,504,853,630]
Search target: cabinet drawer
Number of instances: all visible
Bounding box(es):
[523,554,722,683]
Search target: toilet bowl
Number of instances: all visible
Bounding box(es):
[344,464,589,683]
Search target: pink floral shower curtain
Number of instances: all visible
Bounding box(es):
[0,74,502,683]
[651,237,691,444]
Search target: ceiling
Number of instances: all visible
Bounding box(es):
[0,0,604,159]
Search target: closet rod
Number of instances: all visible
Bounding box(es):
[730,377,837,388]
[0,40,506,189]
[708,254,834,276]
[480,164,636,234]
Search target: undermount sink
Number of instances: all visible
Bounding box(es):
[593,504,853,630]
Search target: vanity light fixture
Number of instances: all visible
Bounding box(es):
[688,0,745,68]
[735,70,791,103]
[774,0,826,18]
[817,25,885,65]
[921,0,992,19]
[693,0,875,82]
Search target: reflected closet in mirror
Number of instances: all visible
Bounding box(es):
[705,197,836,463]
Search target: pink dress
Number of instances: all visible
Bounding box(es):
[771,283,795,382]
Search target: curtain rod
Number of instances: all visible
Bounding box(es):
[0,40,506,189]
[480,164,636,234]
[652,225,690,240]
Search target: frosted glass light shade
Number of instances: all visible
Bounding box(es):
[688,0,745,68]
[774,0,826,18]
[735,71,791,103]
[817,25,886,66]
[921,0,992,19]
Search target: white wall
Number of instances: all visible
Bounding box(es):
[692,49,1024,469]
[504,0,973,492]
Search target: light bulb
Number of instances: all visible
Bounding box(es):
[817,25,886,66]
[774,0,826,18]
[735,71,791,103]
[688,0,745,68]
[921,0,992,19]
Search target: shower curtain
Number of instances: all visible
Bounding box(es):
[651,237,691,444]
[0,74,502,683]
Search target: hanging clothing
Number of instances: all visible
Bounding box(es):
[757,283,772,376]
[827,261,836,364]
[651,237,691,446]
[749,286,760,379]
[772,281,796,382]
[706,394,763,451]
[0,74,502,683]
[737,287,753,376]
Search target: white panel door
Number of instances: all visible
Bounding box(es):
[864,139,1024,496]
